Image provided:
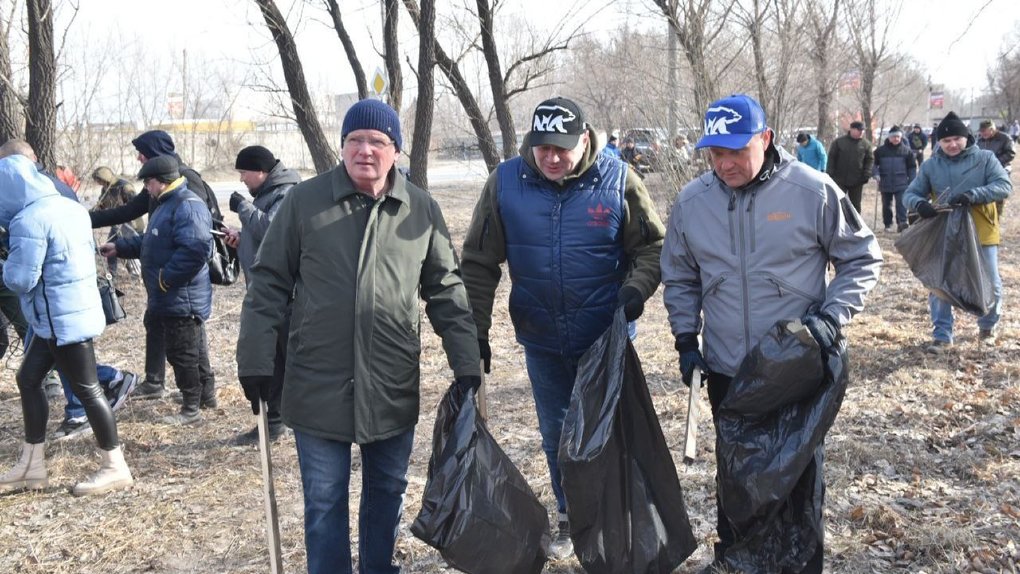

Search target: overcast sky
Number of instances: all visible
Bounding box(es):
[65,0,1019,96]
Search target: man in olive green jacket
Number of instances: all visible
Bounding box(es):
[236,99,480,574]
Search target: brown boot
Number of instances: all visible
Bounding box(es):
[72,446,133,496]
[0,442,47,493]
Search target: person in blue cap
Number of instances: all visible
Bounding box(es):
[661,94,883,573]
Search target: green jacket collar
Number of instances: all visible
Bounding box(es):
[333,163,410,205]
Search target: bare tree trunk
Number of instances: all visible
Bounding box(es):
[254,0,337,173]
[654,0,732,120]
[409,0,434,190]
[846,0,900,143]
[805,0,840,143]
[324,0,368,100]
[476,0,517,159]
[0,4,24,143]
[383,0,402,112]
[25,0,56,170]
[402,0,500,172]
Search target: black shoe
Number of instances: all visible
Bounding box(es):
[897,222,909,232]
[231,422,286,446]
[107,372,138,412]
[133,380,166,399]
[162,408,202,426]
[200,396,218,409]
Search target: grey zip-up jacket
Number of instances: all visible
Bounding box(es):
[234,162,301,284]
[661,146,883,377]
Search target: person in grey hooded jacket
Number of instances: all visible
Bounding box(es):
[661,94,882,573]
[225,145,301,444]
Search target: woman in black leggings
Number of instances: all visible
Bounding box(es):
[0,152,133,496]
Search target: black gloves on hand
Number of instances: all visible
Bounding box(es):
[478,339,491,374]
[915,201,939,219]
[454,375,482,394]
[675,333,708,387]
[239,375,273,415]
[229,191,247,213]
[617,286,645,321]
[949,193,973,206]
[801,312,841,352]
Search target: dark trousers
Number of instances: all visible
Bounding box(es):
[842,184,864,214]
[143,309,167,384]
[267,313,290,426]
[158,315,214,411]
[706,372,823,574]
[18,337,119,449]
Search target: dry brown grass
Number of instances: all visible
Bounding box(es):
[0,166,1017,573]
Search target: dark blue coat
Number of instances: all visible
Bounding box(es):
[116,180,213,319]
[497,153,628,357]
[872,139,917,193]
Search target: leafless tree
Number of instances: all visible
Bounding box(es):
[323,0,368,100]
[383,0,402,111]
[986,25,1020,123]
[0,0,24,143]
[408,0,434,189]
[475,0,516,157]
[734,0,803,136]
[254,0,336,173]
[25,0,56,169]
[845,0,901,142]
[803,0,841,143]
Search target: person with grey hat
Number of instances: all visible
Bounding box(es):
[902,111,1012,353]
[872,125,916,232]
[460,96,666,560]
[224,145,301,445]
[826,120,874,213]
[100,155,216,424]
[236,99,480,574]
[662,94,882,573]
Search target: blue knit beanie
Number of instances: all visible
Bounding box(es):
[342,99,402,152]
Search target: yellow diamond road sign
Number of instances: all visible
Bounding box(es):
[371,68,388,96]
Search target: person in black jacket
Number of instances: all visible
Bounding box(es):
[872,126,917,232]
[89,130,222,399]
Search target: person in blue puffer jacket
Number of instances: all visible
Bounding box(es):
[0,154,133,497]
[100,156,215,425]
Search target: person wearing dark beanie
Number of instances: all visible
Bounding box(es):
[902,109,1012,354]
[234,145,278,173]
[235,95,480,574]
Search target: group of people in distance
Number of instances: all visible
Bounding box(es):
[0,90,1012,574]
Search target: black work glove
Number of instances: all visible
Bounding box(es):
[239,375,272,415]
[915,201,938,219]
[478,339,491,374]
[454,375,482,394]
[229,191,247,213]
[949,193,973,206]
[617,286,645,321]
[675,333,708,387]
[801,312,841,352]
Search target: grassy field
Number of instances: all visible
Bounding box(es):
[0,165,1017,573]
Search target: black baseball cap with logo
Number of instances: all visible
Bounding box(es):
[529,97,586,149]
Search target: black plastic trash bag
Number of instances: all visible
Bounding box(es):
[894,207,994,316]
[411,384,550,574]
[559,310,697,574]
[716,319,849,572]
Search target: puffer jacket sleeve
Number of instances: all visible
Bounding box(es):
[2,214,45,295]
[967,153,1011,204]
[160,197,213,290]
[660,187,704,337]
[818,181,883,326]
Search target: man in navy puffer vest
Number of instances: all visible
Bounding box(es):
[461,97,665,560]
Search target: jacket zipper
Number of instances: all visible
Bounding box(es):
[40,276,58,340]
[736,193,752,356]
[728,190,737,256]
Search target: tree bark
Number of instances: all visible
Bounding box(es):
[0,4,23,143]
[402,0,501,172]
[383,0,402,111]
[408,0,434,190]
[323,0,368,100]
[476,0,517,159]
[805,0,841,143]
[25,0,56,170]
[254,0,337,173]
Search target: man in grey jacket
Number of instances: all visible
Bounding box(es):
[225,145,301,444]
[661,94,883,573]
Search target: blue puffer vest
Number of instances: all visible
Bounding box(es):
[497,153,628,356]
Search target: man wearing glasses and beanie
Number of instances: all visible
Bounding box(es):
[236,99,480,574]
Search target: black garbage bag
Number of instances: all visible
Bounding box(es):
[894,207,994,316]
[411,384,550,574]
[716,319,849,572]
[559,310,697,574]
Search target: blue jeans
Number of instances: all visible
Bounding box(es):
[930,244,1002,342]
[24,325,116,421]
[523,348,581,514]
[294,428,414,574]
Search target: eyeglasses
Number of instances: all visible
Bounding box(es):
[345,136,394,150]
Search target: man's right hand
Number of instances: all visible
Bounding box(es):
[478,339,491,374]
[99,242,117,258]
[916,201,939,219]
[223,228,241,249]
[239,376,272,415]
[675,333,708,386]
